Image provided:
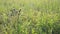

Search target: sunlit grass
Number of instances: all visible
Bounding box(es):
[0,0,60,34]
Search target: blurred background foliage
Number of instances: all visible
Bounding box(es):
[0,0,60,34]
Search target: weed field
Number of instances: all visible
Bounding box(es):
[0,0,60,34]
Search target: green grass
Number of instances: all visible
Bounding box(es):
[0,0,60,34]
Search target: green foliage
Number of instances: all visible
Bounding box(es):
[0,0,60,34]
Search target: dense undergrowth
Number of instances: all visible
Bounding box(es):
[0,0,60,34]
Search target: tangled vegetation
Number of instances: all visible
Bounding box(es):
[0,0,60,34]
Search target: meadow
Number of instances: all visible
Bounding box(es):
[0,0,60,34]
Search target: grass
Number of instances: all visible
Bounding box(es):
[0,0,60,34]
